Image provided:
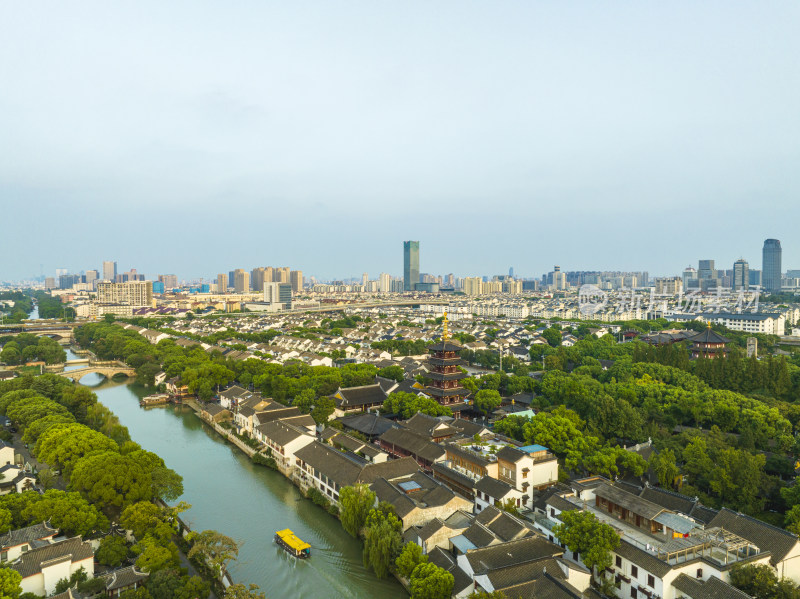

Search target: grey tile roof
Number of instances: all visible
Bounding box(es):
[11,537,93,579]
[256,420,310,446]
[0,522,57,550]
[475,476,514,500]
[487,556,565,591]
[379,428,446,463]
[101,565,149,591]
[466,536,563,574]
[639,486,697,515]
[336,384,387,408]
[595,482,666,521]
[672,573,753,599]
[615,539,672,577]
[498,573,590,599]
[339,413,396,437]
[707,507,799,566]
[496,446,526,463]
[427,547,473,594]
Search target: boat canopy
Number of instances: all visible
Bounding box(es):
[276,529,311,552]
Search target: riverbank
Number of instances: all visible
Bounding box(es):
[85,378,408,599]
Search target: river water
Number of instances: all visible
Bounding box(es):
[78,375,407,599]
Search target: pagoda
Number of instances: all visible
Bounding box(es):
[425,313,468,407]
[688,322,730,359]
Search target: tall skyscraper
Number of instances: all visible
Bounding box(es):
[763,239,782,293]
[733,259,749,291]
[379,273,391,293]
[290,270,303,293]
[158,274,178,290]
[251,267,266,292]
[216,274,227,294]
[102,261,117,281]
[361,272,368,286]
[403,241,419,291]
[234,269,250,293]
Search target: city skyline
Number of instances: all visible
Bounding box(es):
[1,2,799,280]
[12,235,796,286]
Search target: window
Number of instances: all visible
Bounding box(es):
[0,552,6,562]
[647,574,654,588]
[616,556,622,568]
[631,565,638,578]
[630,588,637,599]
[696,568,703,579]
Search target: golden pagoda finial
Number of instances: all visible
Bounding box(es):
[443,311,449,343]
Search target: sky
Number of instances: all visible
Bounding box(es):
[1,1,798,282]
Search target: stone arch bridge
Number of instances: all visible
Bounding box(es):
[57,361,136,383]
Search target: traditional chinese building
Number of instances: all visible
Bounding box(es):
[426,314,469,409]
[688,324,730,358]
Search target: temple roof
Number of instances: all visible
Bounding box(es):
[688,327,730,345]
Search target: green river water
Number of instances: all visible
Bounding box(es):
[79,375,407,599]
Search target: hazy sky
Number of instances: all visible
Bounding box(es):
[2,1,798,281]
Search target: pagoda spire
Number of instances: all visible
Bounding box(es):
[443,311,449,342]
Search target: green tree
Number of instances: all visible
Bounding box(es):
[362,508,402,579]
[134,537,181,573]
[552,510,620,572]
[21,489,109,537]
[292,389,316,414]
[396,542,428,579]
[409,563,454,599]
[729,563,800,599]
[339,484,376,537]
[97,535,130,567]
[310,396,335,425]
[70,451,152,512]
[377,365,405,383]
[224,584,266,599]
[382,392,452,419]
[35,422,119,477]
[0,566,21,599]
[467,592,506,599]
[474,389,502,416]
[121,502,174,542]
[541,328,562,347]
[650,449,680,488]
[187,530,239,577]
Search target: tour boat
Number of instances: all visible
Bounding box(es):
[274,529,311,558]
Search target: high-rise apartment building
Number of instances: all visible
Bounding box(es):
[551,266,566,291]
[290,270,303,293]
[379,273,391,293]
[234,269,250,293]
[749,269,762,288]
[361,272,368,286]
[251,267,266,292]
[158,274,178,290]
[403,241,420,291]
[228,271,236,289]
[217,274,227,294]
[97,281,153,306]
[102,261,117,282]
[264,267,275,284]
[275,267,290,283]
[682,267,698,289]
[463,277,483,295]
[85,270,99,288]
[763,239,782,293]
[733,259,749,291]
[44,277,56,290]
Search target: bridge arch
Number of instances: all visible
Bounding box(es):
[59,365,137,383]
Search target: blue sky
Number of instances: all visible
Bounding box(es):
[1,1,798,281]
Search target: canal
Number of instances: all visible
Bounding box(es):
[79,375,408,599]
